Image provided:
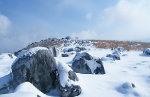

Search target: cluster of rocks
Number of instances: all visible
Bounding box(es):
[0,47,81,97]
[106,47,125,60]
[61,46,87,57]
[0,39,110,96]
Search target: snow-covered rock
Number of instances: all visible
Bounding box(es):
[67,48,74,52]
[101,57,113,61]
[61,53,69,57]
[0,74,11,94]
[113,49,120,56]
[0,53,16,94]
[75,47,86,52]
[117,47,125,52]
[106,54,120,60]
[50,46,60,57]
[11,47,57,93]
[143,48,150,55]
[56,60,81,97]
[72,52,105,74]
[116,82,139,96]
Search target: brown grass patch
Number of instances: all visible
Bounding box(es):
[91,40,150,51]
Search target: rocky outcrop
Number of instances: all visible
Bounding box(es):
[72,52,105,74]
[57,60,81,97]
[11,47,57,93]
[11,48,81,96]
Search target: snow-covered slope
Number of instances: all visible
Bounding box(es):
[0,82,49,97]
[0,41,150,97]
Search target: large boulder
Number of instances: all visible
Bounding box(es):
[57,60,81,97]
[143,48,150,55]
[11,47,58,93]
[72,52,105,74]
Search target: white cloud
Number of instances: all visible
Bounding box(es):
[0,13,11,35]
[86,12,92,20]
[71,30,97,39]
[99,0,150,41]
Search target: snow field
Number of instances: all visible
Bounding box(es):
[0,46,150,97]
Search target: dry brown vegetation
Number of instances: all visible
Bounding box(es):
[22,39,150,52]
[91,40,150,51]
[24,39,63,50]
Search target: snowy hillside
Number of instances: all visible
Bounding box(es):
[0,39,150,97]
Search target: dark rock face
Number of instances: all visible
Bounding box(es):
[14,50,22,57]
[143,48,150,55]
[11,49,57,93]
[67,48,74,52]
[131,83,135,88]
[61,53,69,57]
[72,52,105,74]
[51,46,59,57]
[0,82,11,94]
[68,70,79,81]
[106,54,120,60]
[72,58,92,74]
[94,59,105,74]
[59,85,81,97]
[8,53,13,59]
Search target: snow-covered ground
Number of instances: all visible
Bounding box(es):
[0,45,150,97]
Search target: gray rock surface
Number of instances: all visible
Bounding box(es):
[72,52,105,74]
[67,48,74,52]
[61,53,69,57]
[59,85,81,97]
[50,46,59,57]
[72,58,92,74]
[106,54,120,60]
[68,70,79,81]
[75,47,86,52]
[11,48,57,93]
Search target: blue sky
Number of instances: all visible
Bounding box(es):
[0,0,150,53]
